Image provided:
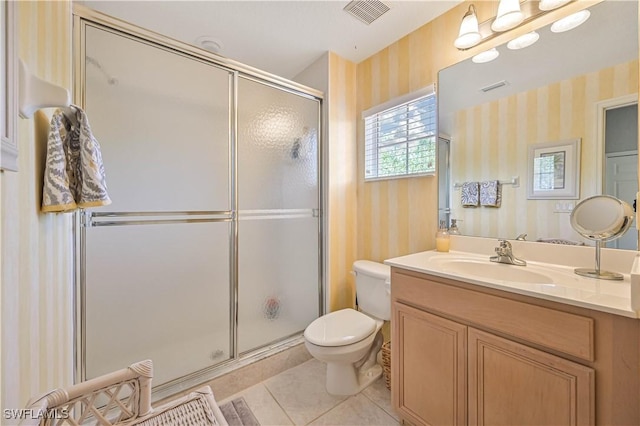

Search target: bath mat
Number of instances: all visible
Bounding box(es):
[219,397,260,426]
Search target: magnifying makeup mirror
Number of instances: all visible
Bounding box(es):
[570,195,635,280]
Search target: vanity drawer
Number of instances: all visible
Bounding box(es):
[392,269,595,362]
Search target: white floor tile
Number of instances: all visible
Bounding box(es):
[263,359,347,425]
[308,394,399,426]
[361,377,399,421]
[221,357,399,425]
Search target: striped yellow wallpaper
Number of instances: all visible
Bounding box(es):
[1,0,73,411]
[327,53,358,311]
[355,2,472,263]
[355,0,608,263]
[451,60,638,242]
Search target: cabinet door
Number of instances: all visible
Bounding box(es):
[469,328,594,426]
[392,302,467,426]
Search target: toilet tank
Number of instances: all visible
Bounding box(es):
[353,260,391,321]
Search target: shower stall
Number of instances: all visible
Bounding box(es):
[73,7,323,395]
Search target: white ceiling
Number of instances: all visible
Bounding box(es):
[81,0,462,79]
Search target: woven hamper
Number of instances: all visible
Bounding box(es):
[381,341,391,390]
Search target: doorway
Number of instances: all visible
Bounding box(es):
[603,102,638,249]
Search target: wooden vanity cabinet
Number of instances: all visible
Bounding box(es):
[468,328,594,426]
[391,267,640,426]
[394,302,467,425]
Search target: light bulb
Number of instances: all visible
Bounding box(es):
[507,31,540,50]
[472,48,500,64]
[539,0,571,11]
[454,5,481,49]
[551,10,591,33]
[491,0,524,32]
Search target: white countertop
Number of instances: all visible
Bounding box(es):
[385,249,640,319]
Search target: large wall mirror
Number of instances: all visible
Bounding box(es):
[438,0,638,249]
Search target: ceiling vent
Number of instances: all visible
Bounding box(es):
[480,80,509,93]
[344,0,390,25]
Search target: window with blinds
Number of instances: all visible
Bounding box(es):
[364,91,437,180]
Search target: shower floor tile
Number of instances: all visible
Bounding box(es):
[219,358,400,425]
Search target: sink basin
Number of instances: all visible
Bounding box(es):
[430,257,555,284]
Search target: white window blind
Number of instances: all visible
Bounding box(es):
[364,90,437,181]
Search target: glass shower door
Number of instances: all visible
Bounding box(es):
[82,24,233,386]
[237,77,321,353]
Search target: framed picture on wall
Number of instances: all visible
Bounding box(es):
[527,139,581,199]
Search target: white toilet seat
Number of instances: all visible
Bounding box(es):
[304,308,377,347]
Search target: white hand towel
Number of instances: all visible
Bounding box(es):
[42,106,111,212]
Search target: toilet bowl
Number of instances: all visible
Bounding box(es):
[304,260,390,396]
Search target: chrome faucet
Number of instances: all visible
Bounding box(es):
[490,239,527,266]
[515,233,527,241]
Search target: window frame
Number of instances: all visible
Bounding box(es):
[362,85,436,182]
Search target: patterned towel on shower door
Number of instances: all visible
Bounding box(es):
[42,106,111,212]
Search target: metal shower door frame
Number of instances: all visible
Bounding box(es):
[72,5,324,401]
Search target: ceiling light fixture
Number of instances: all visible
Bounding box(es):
[507,31,540,50]
[472,48,500,64]
[491,0,525,32]
[453,0,589,52]
[454,5,482,49]
[551,9,591,33]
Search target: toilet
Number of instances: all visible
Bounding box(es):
[304,260,391,396]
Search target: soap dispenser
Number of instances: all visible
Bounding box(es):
[436,220,450,252]
[449,219,460,235]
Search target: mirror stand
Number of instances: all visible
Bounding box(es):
[574,241,623,280]
[570,195,634,281]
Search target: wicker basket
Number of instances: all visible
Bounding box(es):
[381,341,391,390]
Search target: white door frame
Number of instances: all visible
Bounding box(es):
[595,94,638,194]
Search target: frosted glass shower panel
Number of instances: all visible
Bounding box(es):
[238,217,320,353]
[84,25,232,212]
[85,222,231,386]
[238,77,320,210]
[237,78,321,353]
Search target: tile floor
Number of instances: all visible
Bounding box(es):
[218,358,400,426]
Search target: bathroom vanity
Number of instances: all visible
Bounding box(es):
[387,247,640,426]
